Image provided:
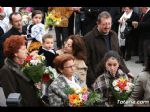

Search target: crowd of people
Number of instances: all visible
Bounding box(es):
[0,7,150,107]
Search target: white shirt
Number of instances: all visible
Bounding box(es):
[62,75,81,90]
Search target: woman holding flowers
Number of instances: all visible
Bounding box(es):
[0,35,41,106]
[57,35,87,87]
[92,50,134,107]
[48,54,82,106]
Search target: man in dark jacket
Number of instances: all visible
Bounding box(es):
[83,11,130,89]
[0,12,26,68]
[132,7,150,65]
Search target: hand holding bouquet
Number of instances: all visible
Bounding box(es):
[112,76,134,101]
[45,10,62,29]
[64,86,102,107]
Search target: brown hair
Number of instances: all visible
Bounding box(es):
[31,10,43,18]
[67,35,87,61]
[53,54,74,73]
[3,35,26,59]
[42,33,53,43]
[9,12,22,24]
[97,11,112,23]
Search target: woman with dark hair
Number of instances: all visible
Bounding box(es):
[57,35,87,86]
[48,54,82,106]
[125,46,150,107]
[0,35,41,106]
[92,50,132,107]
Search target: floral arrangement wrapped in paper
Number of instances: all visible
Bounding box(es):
[22,54,58,98]
[45,10,62,29]
[111,76,134,101]
[64,86,102,107]
[22,54,46,83]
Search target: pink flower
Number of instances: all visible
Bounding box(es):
[82,93,88,101]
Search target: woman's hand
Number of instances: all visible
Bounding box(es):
[35,82,42,89]
[127,72,134,82]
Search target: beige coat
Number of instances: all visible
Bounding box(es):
[74,59,87,86]
[126,71,150,107]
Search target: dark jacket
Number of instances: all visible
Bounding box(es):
[83,26,129,88]
[0,58,40,106]
[38,46,58,67]
[0,26,26,68]
[136,10,150,39]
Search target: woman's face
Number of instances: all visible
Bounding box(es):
[124,7,132,14]
[105,57,119,76]
[63,39,73,54]
[62,59,76,78]
[15,45,28,61]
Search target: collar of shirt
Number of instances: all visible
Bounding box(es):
[42,46,55,54]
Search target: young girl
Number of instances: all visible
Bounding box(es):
[27,10,45,52]
[38,33,58,67]
[92,50,133,107]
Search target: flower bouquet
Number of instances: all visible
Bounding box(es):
[111,76,134,101]
[22,54,59,101]
[45,11,62,29]
[64,86,102,107]
[22,54,46,83]
[41,66,58,96]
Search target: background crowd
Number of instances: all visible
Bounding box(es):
[0,7,150,107]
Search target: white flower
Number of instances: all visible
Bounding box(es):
[30,60,41,65]
[112,80,117,87]
[75,88,81,94]
[44,68,49,74]
[55,21,61,26]
[124,86,132,93]
[47,66,58,79]
[114,86,120,91]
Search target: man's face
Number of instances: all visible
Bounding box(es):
[11,14,22,31]
[97,17,112,34]
[140,7,147,14]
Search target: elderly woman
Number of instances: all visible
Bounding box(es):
[57,35,87,86]
[0,35,41,106]
[48,54,82,106]
[92,50,132,107]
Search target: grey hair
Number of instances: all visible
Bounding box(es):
[97,11,112,23]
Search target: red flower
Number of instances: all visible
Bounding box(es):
[25,55,33,63]
[117,80,127,91]
[42,74,51,83]
[0,7,4,13]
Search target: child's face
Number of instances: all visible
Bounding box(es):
[32,14,42,24]
[43,38,54,50]
[105,57,119,76]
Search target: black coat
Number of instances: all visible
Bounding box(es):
[83,26,129,88]
[0,58,40,106]
[38,46,58,67]
[136,10,150,39]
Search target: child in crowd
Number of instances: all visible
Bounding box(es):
[26,10,45,52]
[38,33,58,67]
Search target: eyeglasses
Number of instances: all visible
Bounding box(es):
[64,64,75,69]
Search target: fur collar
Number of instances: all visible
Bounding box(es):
[4,58,31,82]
